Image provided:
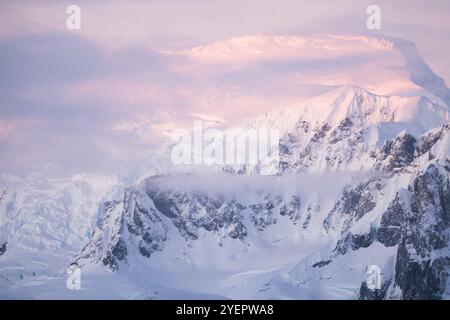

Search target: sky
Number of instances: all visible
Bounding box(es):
[0,0,449,177]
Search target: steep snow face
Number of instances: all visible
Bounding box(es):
[0,174,116,253]
[0,173,119,299]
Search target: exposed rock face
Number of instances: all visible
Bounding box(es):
[376,133,416,172]
[312,260,332,268]
[73,188,169,271]
[390,164,450,299]
[330,117,353,144]
[359,278,391,300]
[394,247,450,300]
[249,195,277,231]
[0,242,7,256]
[323,180,380,234]
[72,176,312,270]
[145,176,247,240]
[303,204,318,229]
[311,123,332,143]
[279,195,302,224]
[416,128,445,157]
[377,195,405,247]
[280,118,366,173]
[354,163,450,300]
[333,231,375,256]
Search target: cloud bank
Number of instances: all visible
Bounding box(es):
[0,1,449,177]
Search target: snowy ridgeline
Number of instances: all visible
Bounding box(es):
[68,118,450,300]
[1,35,450,299]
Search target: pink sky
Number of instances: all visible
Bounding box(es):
[0,0,449,177]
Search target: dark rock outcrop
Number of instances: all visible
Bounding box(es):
[324,180,379,233]
[359,277,391,300]
[333,232,374,256]
[376,133,416,172]
[0,242,7,256]
[377,195,405,247]
[391,164,450,299]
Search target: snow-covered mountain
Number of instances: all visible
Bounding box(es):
[258,124,450,299]
[1,34,450,300]
[222,84,449,175]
